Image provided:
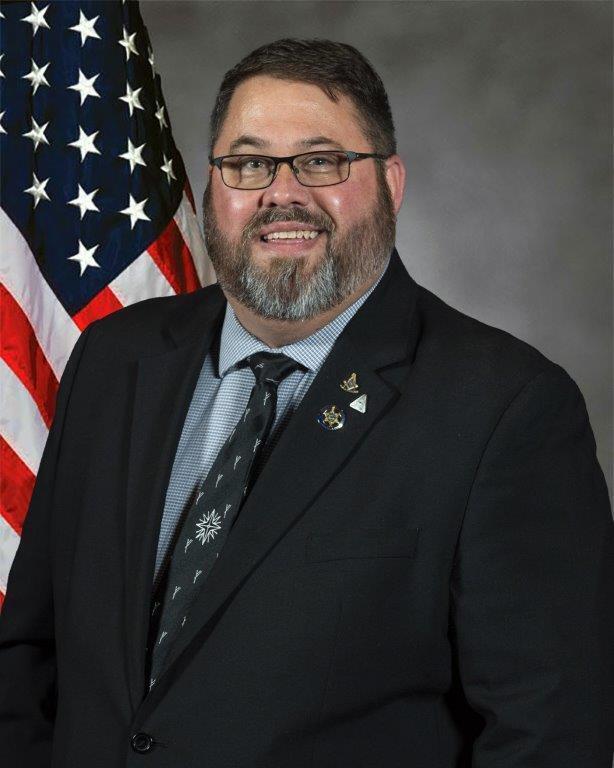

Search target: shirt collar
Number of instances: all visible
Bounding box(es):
[217,253,391,378]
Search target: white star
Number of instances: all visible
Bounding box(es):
[68,239,100,276]
[68,184,99,219]
[24,173,50,208]
[195,509,222,545]
[22,58,50,94]
[148,48,155,73]
[0,54,4,78]
[154,102,167,130]
[0,112,6,135]
[68,69,100,105]
[68,126,100,161]
[118,138,146,173]
[69,10,100,46]
[120,194,150,229]
[22,117,50,150]
[21,3,50,35]
[118,27,138,60]
[160,154,176,184]
[119,83,144,117]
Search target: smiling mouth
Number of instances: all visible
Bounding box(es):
[260,229,323,242]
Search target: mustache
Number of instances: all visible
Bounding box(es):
[241,207,335,245]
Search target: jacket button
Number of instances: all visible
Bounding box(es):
[131,732,154,753]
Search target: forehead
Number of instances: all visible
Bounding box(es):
[215,74,370,153]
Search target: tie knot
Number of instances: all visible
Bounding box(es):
[244,351,305,387]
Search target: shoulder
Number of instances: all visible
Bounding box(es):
[82,283,224,359]
[89,283,219,337]
[411,280,579,405]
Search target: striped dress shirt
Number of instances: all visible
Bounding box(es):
[153,255,390,584]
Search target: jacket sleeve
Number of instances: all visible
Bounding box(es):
[450,366,614,767]
[0,324,94,768]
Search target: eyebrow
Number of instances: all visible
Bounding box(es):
[301,136,345,150]
[227,134,345,154]
[227,135,266,153]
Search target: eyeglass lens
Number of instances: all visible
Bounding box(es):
[220,152,351,189]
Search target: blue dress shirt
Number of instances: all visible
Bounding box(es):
[153,255,391,584]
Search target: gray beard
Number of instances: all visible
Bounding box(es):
[202,174,396,321]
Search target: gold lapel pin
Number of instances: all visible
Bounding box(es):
[317,405,346,431]
[349,394,367,413]
[340,372,359,393]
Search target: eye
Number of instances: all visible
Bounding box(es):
[239,157,266,171]
[305,154,336,168]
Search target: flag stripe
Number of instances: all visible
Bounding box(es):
[72,286,124,331]
[1,284,59,429]
[0,358,48,475]
[0,209,80,378]
[184,182,196,212]
[0,437,35,537]
[147,215,201,295]
[0,508,21,596]
[0,1,213,611]
[174,189,214,288]
[109,249,175,306]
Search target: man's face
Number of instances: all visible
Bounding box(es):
[203,75,400,321]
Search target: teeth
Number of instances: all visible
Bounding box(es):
[263,230,319,241]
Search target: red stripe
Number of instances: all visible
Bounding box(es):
[0,284,59,428]
[184,181,196,212]
[0,437,35,536]
[0,590,4,610]
[147,217,200,294]
[72,286,123,331]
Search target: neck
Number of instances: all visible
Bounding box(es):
[222,268,383,348]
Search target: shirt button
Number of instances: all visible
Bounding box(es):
[131,732,154,753]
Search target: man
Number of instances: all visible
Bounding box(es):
[0,38,612,768]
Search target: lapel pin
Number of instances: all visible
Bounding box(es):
[340,372,359,393]
[349,394,367,413]
[317,404,345,431]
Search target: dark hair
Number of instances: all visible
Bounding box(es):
[209,38,396,157]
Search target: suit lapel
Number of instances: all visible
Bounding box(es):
[142,251,421,704]
[124,287,226,709]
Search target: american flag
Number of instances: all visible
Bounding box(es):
[0,1,214,607]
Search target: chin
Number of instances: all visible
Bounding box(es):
[251,249,317,276]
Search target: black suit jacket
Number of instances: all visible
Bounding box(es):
[1,250,612,768]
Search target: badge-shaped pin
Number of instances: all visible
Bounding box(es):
[317,404,345,431]
[349,394,367,413]
[340,372,359,393]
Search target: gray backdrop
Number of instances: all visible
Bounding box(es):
[142,0,613,496]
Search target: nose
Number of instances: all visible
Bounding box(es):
[259,160,312,208]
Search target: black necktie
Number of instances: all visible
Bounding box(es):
[146,351,305,690]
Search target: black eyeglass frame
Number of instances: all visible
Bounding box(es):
[208,150,390,190]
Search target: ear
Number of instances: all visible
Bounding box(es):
[384,154,406,215]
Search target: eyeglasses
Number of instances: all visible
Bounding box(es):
[208,150,389,190]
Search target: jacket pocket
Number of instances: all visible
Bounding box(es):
[305,527,419,563]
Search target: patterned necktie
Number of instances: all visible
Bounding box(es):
[146,351,305,690]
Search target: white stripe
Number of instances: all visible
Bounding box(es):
[0,208,80,379]
[0,358,48,475]
[109,250,175,305]
[0,514,21,595]
[173,191,216,287]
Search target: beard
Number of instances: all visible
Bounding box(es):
[202,169,396,321]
